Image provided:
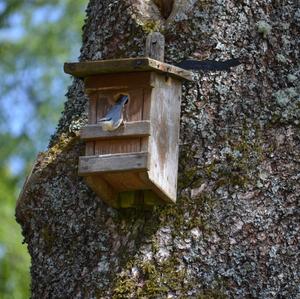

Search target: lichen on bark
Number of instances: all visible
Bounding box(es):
[17,0,300,298]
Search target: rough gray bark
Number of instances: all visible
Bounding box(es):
[17,0,299,298]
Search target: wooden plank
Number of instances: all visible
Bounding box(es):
[80,121,150,140]
[145,32,165,61]
[147,73,182,203]
[85,72,152,91]
[85,175,119,208]
[138,172,176,204]
[125,88,143,122]
[141,88,151,152]
[142,87,152,121]
[85,92,98,155]
[78,152,149,176]
[87,92,98,124]
[118,190,162,208]
[103,172,147,192]
[85,142,95,156]
[64,57,193,81]
[94,138,142,155]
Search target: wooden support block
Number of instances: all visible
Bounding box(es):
[146,32,165,61]
[80,121,151,140]
[118,190,162,208]
[118,191,141,208]
[78,152,149,176]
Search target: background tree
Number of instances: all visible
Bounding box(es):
[17,0,299,298]
[0,1,86,297]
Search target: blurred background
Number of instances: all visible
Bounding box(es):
[0,1,86,297]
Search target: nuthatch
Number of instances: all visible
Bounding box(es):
[99,94,129,131]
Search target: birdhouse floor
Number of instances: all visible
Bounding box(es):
[80,155,167,208]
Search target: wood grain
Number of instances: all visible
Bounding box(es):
[85,175,119,208]
[85,92,98,155]
[145,32,165,61]
[64,57,193,81]
[85,72,152,91]
[147,73,182,203]
[78,152,149,176]
[103,172,147,192]
[81,121,150,140]
[94,138,142,155]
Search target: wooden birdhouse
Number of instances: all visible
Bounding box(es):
[64,57,193,208]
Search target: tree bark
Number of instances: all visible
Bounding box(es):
[16,0,299,298]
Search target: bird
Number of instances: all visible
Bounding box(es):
[99,94,129,131]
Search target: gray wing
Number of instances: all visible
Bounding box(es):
[99,95,128,122]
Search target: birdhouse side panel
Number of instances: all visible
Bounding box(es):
[148,75,182,203]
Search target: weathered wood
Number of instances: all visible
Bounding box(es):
[81,121,151,140]
[64,57,193,81]
[124,88,144,122]
[85,92,98,155]
[94,138,142,155]
[118,190,162,208]
[138,172,176,204]
[81,71,181,204]
[103,172,148,192]
[85,72,152,91]
[147,73,182,202]
[141,87,152,151]
[85,175,119,208]
[145,32,165,61]
[78,152,149,176]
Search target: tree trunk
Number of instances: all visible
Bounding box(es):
[16,0,299,298]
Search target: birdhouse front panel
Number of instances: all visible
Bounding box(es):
[64,58,193,208]
[84,72,152,157]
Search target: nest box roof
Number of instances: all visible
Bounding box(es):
[64,57,193,81]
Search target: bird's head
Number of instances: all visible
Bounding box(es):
[114,93,129,106]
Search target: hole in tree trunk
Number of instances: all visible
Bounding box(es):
[153,0,174,19]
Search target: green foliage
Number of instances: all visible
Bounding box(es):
[0,0,87,297]
[0,167,30,299]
